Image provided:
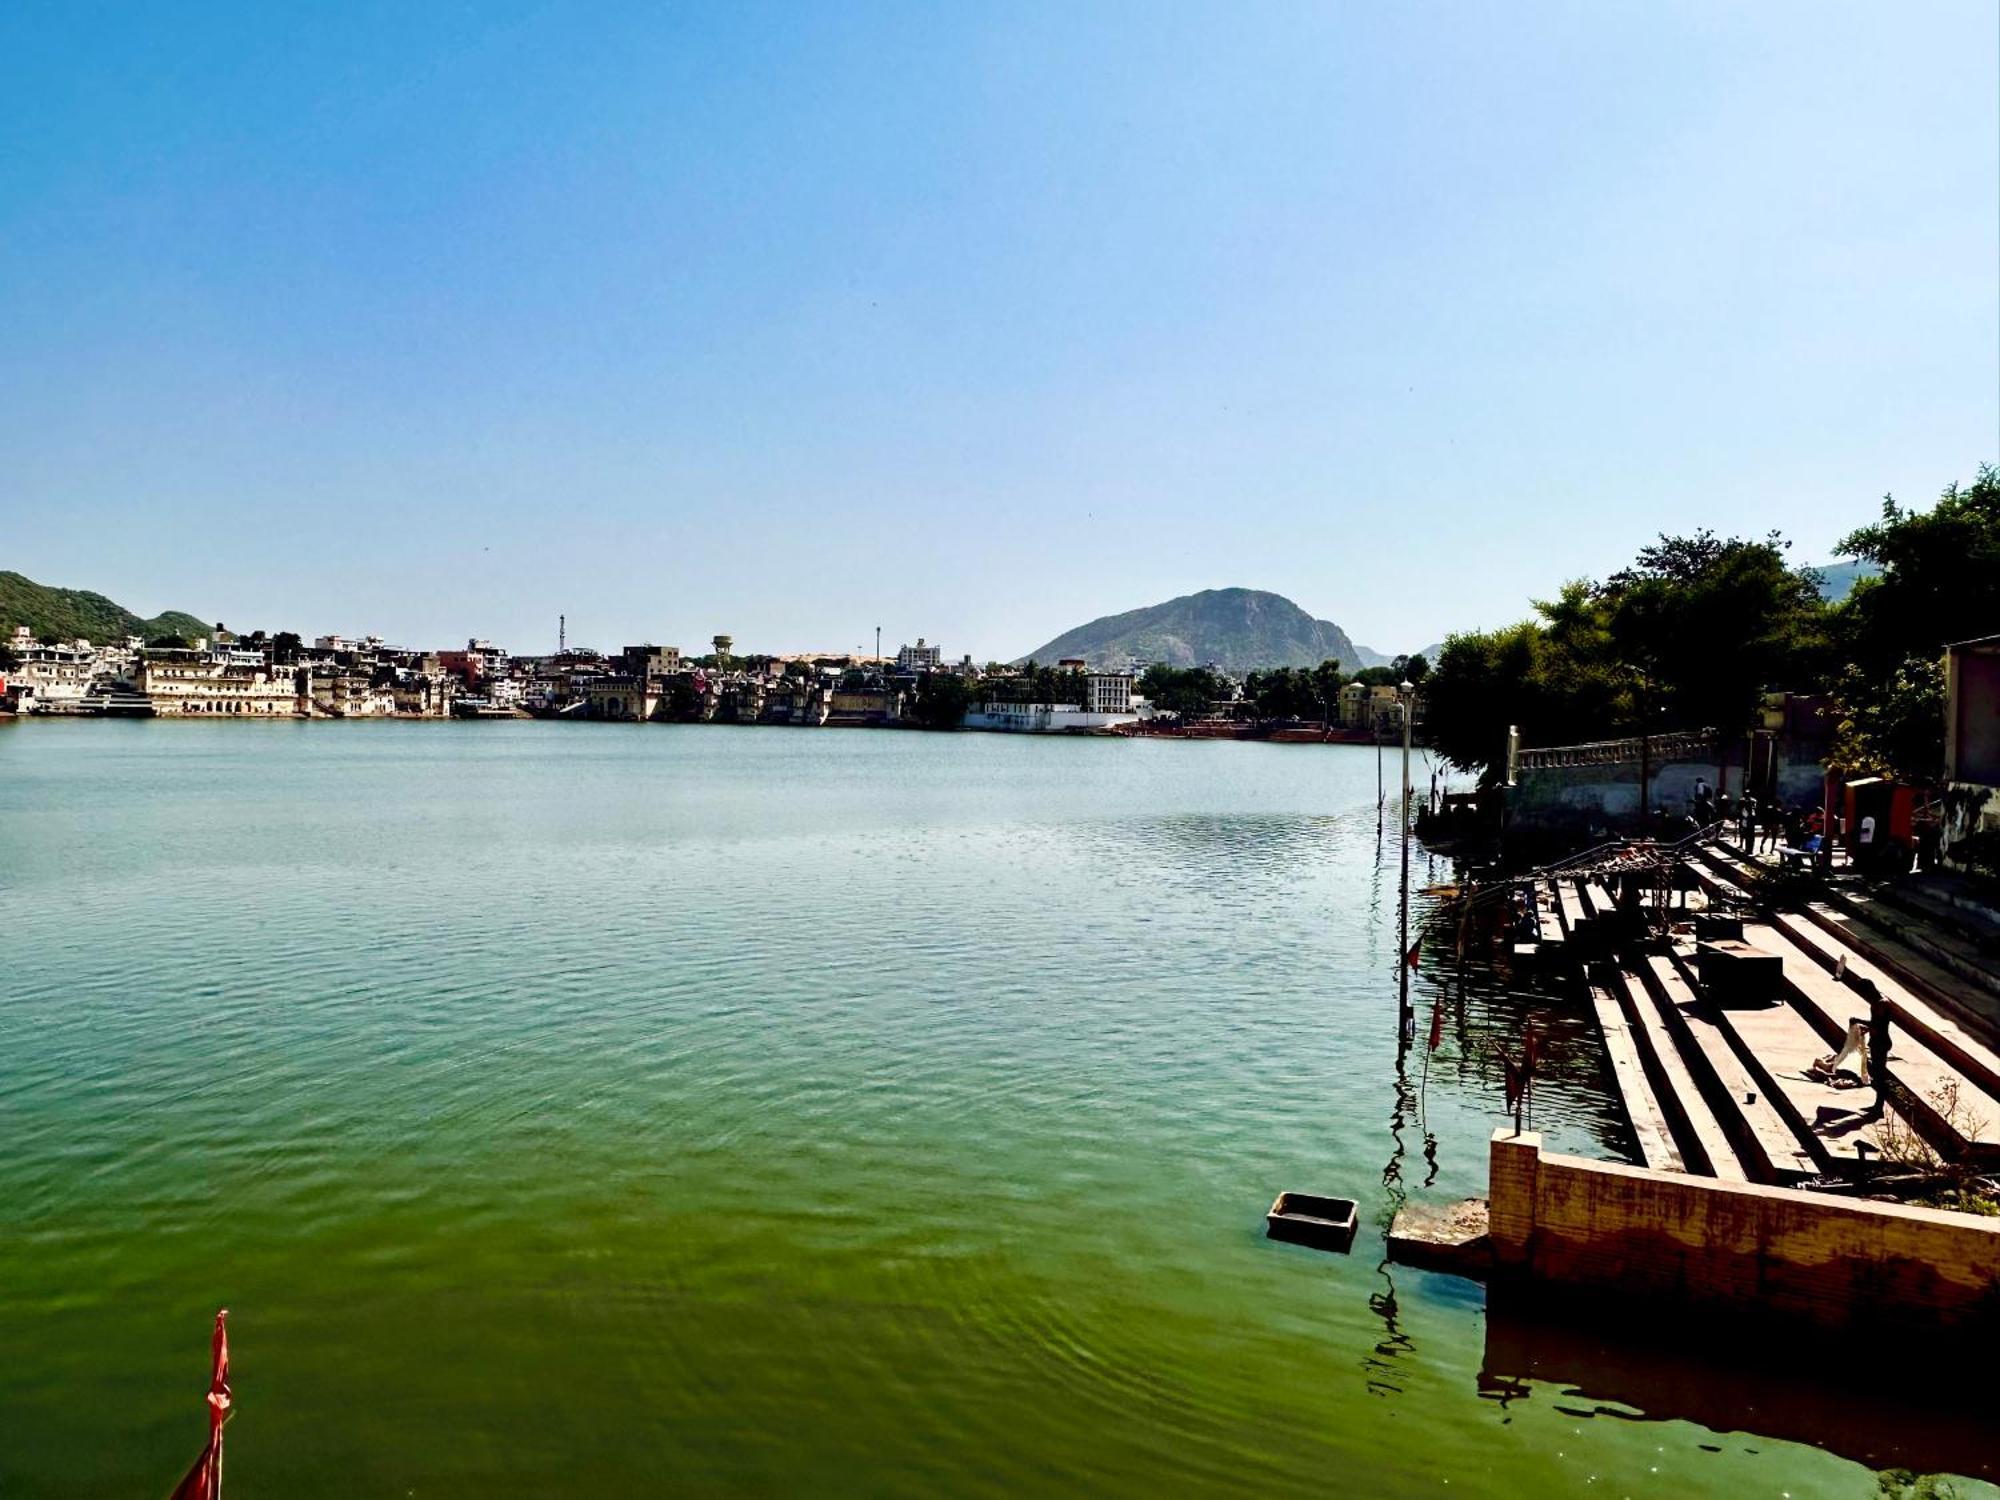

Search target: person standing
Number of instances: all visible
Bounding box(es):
[1862,980,1892,1111]
[1739,792,1759,851]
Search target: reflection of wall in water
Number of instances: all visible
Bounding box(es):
[1481,1285,1996,1485]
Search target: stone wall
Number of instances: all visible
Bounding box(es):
[1489,1131,2000,1332]
[1507,753,1823,837]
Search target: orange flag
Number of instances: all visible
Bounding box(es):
[170,1310,231,1500]
[1403,939,1421,971]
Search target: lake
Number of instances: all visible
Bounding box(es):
[0,720,1982,1495]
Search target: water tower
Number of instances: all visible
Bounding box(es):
[713,634,733,665]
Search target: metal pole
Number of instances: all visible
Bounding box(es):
[1399,681,1413,1016]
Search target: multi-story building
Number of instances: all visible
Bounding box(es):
[392,673,457,718]
[1084,672,1134,714]
[135,648,296,716]
[897,638,943,671]
[3,634,100,710]
[584,674,661,722]
[437,639,507,687]
[299,671,395,717]
[618,644,683,678]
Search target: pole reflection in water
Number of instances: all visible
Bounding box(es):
[1367,1019,1437,1401]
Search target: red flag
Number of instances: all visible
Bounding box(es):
[170,1309,231,1500]
[1427,999,1444,1052]
[1403,939,1421,971]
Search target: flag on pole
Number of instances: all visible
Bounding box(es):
[1427,999,1444,1052]
[170,1309,231,1500]
[1403,939,1421,972]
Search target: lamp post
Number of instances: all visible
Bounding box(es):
[1398,678,1414,1020]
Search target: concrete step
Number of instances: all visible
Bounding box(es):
[1745,916,2000,1164]
[1830,884,2000,1012]
[1586,972,1686,1173]
[1632,952,1818,1183]
[1556,879,1590,942]
[1672,947,1905,1176]
[1533,881,1565,950]
[1875,875,2000,954]
[1685,850,1759,910]
[1604,960,1747,1181]
[1707,840,2000,1018]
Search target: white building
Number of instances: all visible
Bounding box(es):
[897,638,943,671]
[3,637,100,709]
[963,697,1140,734]
[1084,672,1134,714]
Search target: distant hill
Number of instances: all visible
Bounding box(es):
[0,571,210,645]
[1017,588,1391,674]
[1810,559,1879,604]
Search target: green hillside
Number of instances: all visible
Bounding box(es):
[0,571,210,645]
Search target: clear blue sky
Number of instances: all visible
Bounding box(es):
[3,2,1995,661]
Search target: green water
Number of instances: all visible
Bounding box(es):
[0,721,1985,1496]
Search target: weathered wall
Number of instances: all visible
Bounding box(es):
[1508,756,1721,835]
[1507,757,1824,836]
[1489,1131,2000,1332]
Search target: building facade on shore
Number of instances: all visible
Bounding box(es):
[965,673,1139,734]
[135,648,297,716]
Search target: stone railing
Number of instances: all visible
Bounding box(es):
[1516,729,1715,771]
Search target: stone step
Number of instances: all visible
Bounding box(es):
[1828,884,2000,1011]
[1586,973,1686,1174]
[1706,840,2000,1008]
[1701,841,2000,1047]
[1556,879,1590,941]
[1604,960,1748,1181]
[1632,952,1818,1183]
[1745,915,2000,1163]
[1674,947,1905,1176]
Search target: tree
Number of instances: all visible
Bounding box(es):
[1601,530,1827,743]
[1139,664,1225,716]
[912,672,972,729]
[1421,623,1553,777]
[1828,466,2000,778]
[269,632,303,664]
[1244,666,1322,720]
[1311,658,1344,725]
[147,634,193,649]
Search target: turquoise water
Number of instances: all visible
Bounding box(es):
[0,721,1983,1496]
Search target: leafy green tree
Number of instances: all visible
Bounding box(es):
[1139,664,1226,715]
[1422,623,1553,777]
[1828,466,2000,777]
[1601,530,1827,743]
[1245,667,1321,719]
[269,631,304,664]
[1311,658,1344,724]
[1423,530,1830,779]
[912,672,972,729]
